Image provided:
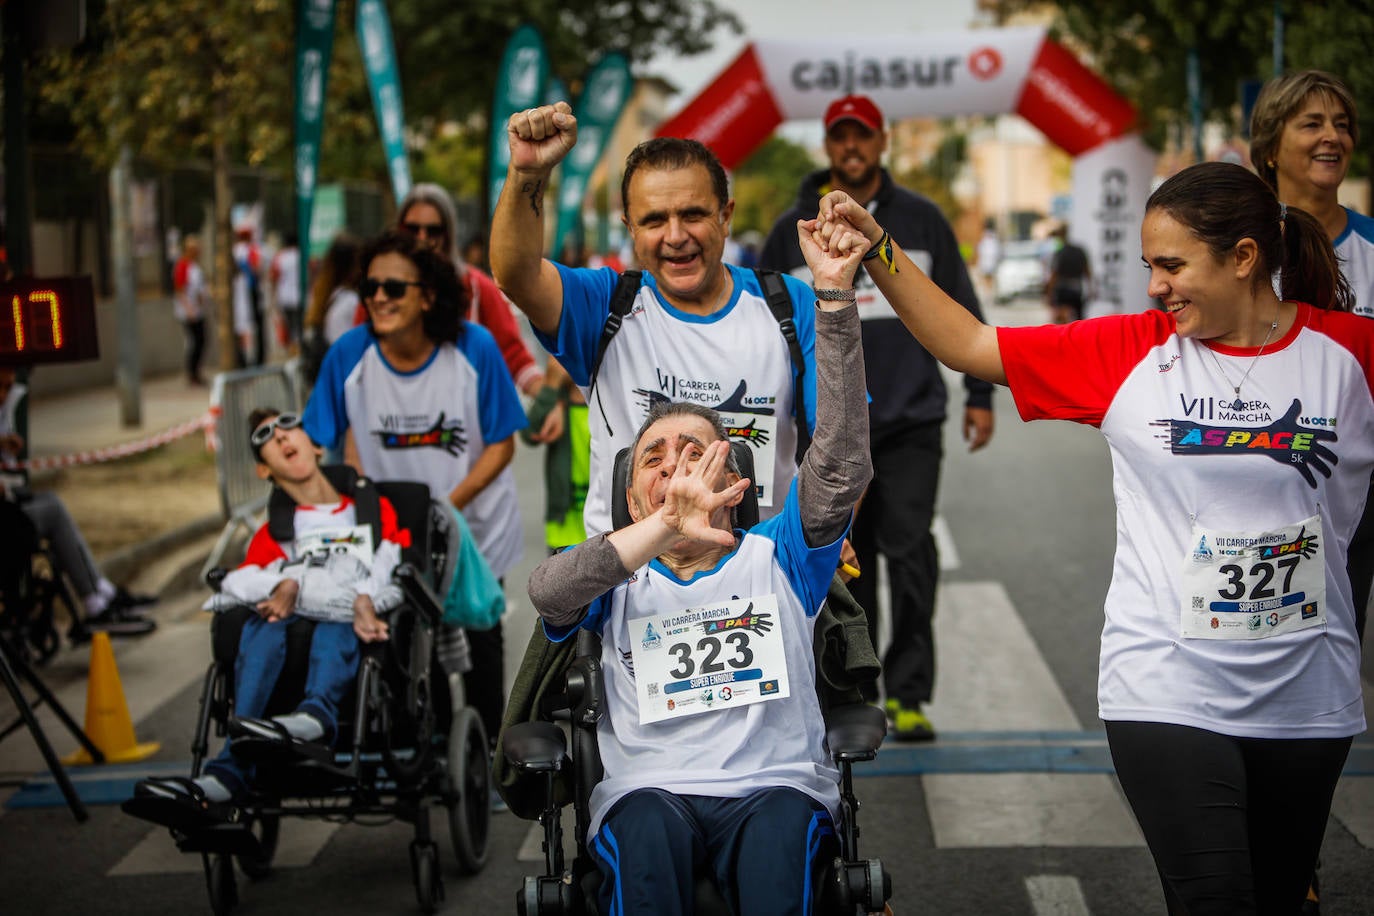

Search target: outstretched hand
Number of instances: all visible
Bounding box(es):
[507,102,578,174]
[659,439,751,548]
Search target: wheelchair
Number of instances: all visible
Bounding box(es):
[498,443,893,916]
[123,468,491,915]
[0,496,97,666]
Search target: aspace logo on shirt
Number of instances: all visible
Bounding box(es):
[374,411,467,455]
[1151,397,1338,488]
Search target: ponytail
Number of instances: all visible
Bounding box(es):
[1278,206,1353,311]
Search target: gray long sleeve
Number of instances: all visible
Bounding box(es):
[527,302,872,626]
[798,303,872,546]
[527,533,630,628]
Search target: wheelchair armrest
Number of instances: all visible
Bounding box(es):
[205,567,229,592]
[825,703,887,763]
[502,721,569,774]
[393,562,444,626]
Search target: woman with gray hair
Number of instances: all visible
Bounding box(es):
[396,183,541,395]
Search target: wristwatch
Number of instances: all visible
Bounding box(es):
[814,288,857,301]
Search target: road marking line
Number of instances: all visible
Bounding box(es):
[925,772,1143,848]
[1026,874,1092,915]
[109,817,342,876]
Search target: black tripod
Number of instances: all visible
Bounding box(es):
[0,630,104,822]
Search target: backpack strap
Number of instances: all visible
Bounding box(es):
[587,269,642,398]
[754,269,812,464]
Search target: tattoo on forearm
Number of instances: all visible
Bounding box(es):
[522,179,544,218]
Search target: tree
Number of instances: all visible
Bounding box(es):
[38,0,300,368]
[387,0,740,127]
[731,136,818,235]
[990,0,1374,188]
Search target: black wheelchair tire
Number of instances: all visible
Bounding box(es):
[205,852,238,916]
[411,840,444,914]
[236,814,280,880]
[446,705,491,874]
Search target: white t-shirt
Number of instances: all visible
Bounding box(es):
[545,482,844,840]
[323,288,362,344]
[303,323,527,579]
[999,305,1372,739]
[1336,206,1374,319]
[274,247,301,310]
[537,264,818,537]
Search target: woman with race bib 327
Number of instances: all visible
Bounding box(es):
[811,161,1368,915]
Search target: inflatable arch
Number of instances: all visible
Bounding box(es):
[656,27,1156,315]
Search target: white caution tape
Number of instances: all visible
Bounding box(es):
[0,412,216,471]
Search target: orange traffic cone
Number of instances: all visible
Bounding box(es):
[62,632,161,765]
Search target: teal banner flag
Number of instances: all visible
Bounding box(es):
[356,0,410,201]
[294,0,337,305]
[487,24,551,220]
[552,53,633,259]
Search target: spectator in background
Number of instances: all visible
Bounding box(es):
[173,234,210,387]
[974,219,1002,306]
[271,233,303,353]
[300,234,362,387]
[760,93,995,741]
[397,184,542,396]
[1045,224,1091,324]
[0,367,156,636]
[232,227,265,366]
[462,233,489,273]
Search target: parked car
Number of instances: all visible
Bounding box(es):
[994,240,1046,303]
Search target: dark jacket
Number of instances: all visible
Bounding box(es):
[759,167,993,429]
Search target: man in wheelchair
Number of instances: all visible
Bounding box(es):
[523,216,873,916]
[128,406,409,826]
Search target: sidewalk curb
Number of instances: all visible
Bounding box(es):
[99,512,223,587]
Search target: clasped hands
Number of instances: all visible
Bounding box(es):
[796,191,884,293]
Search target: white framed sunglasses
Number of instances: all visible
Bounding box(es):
[250,412,302,449]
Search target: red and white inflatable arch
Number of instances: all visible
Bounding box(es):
[657,28,1156,315]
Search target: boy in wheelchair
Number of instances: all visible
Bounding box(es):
[522,218,873,915]
[128,406,408,826]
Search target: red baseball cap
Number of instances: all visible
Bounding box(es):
[824,95,884,132]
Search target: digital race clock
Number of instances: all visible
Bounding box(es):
[0,275,100,365]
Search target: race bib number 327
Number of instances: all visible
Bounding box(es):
[628,594,789,725]
[1179,515,1325,640]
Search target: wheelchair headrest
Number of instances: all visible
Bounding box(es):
[267,464,366,543]
[609,440,759,532]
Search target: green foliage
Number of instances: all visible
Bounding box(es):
[991,0,1374,169]
[387,0,741,126]
[731,136,819,234]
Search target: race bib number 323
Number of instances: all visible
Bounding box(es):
[628,594,789,725]
[1179,515,1325,640]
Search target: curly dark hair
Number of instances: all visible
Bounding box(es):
[358,229,468,342]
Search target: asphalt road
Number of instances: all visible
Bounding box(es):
[1,300,1371,915]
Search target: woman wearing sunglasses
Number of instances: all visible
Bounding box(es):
[397,183,541,396]
[302,230,528,743]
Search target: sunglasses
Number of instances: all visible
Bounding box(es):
[251,412,302,449]
[359,277,426,300]
[401,221,446,239]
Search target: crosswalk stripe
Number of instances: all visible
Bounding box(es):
[108,817,342,876]
[921,581,1142,847]
[1026,874,1091,915]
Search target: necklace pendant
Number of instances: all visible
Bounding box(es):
[1231,396,1245,411]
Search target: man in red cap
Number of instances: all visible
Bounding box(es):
[761,94,996,741]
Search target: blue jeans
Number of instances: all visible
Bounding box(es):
[204,616,359,794]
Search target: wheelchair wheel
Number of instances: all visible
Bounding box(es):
[445,706,491,874]
[410,840,444,914]
[205,852,238,916]
[235,814,280,880]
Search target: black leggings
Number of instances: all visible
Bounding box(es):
[1105,720,1351,916]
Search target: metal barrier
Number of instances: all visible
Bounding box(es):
[201,364,301,577]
